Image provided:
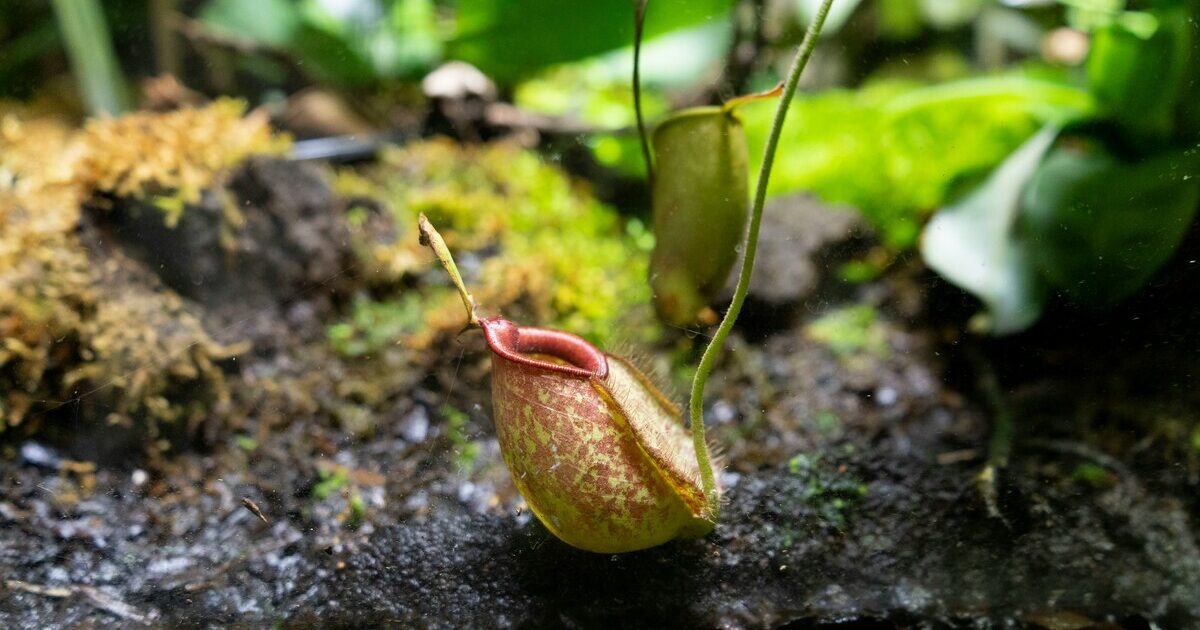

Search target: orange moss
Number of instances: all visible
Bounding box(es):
[73,98,290,206]
[0,100,283,435]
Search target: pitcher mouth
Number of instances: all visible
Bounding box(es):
[479,317,608,379]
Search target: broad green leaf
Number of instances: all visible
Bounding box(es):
[300,0,441,80]
[920,125,1059,334]
[917,0,984,29]
[1087,6,1191,144]
[1062,0,1124,32]
[383,0,442,77]
[450,0,735,82]
[299,0,383,34]
[592,21,732,89]
[1020,145,1200,306]
[290,24,377,85]
[741,73,1091,247]
[199,0,301,47]
[881,75,1095,125]
[514,64,670,129]
[878,0,923,40]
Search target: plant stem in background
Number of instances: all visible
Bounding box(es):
[969,346,1012,522]
[633,0,655,188]
[689,0,834,520]
[150,0,181,77]
[50,0,130,116]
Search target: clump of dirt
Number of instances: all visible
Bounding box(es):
[97,157,354,352]
[54,236,239,458]
[0,105,249,440]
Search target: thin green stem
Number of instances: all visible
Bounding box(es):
[633,0,655,188]
[689,0,834,521]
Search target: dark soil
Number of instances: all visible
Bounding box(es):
[2,160,1199,628]
[95,157,354,351]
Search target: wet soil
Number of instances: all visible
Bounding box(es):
[2,161,1199,628]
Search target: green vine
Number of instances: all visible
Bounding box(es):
[690,0,836,520]
[632,0,654,187]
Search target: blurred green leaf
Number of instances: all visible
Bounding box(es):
[882,75,1095,124]
[1087,6,1191,144]
[199,0,301,47]
[515,64,669,128]
[0,23,59,96]
[290,24,378,85]
[200,0,441,84]
[300,0,442,80]
[450,0,735,82]
[298,0,380,34]
[1060,0,1124,32]
[878,0,923,40]
[917,0,985,29]
[742,73,1091,247]
[1020,144,1200,306]
[51,0,130,116]
[510,23,725,178]
[382,0,442,77]
[514,62,670,178]
[921,126,1059,334]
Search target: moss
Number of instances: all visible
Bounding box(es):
[786,449,869,529]
[64,265,238,430]
[328,292,434,358]
[333,138,658,350]
[813,410,842,437]
[311,465,370,530]
[73,98,290,208]
[1072,462,1116,488]
[0,101,281,438]
[804,305,890,359]
[313,467,351,501]
[440,403,480,473]
[235,435,259,452]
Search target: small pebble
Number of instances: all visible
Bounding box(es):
[399,406,430,443]
[20,442,61,469]
[711,400,737,424]
[720,471,742,489]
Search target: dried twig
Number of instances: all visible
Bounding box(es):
[241,496,269,523]
[5,580,154,625]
